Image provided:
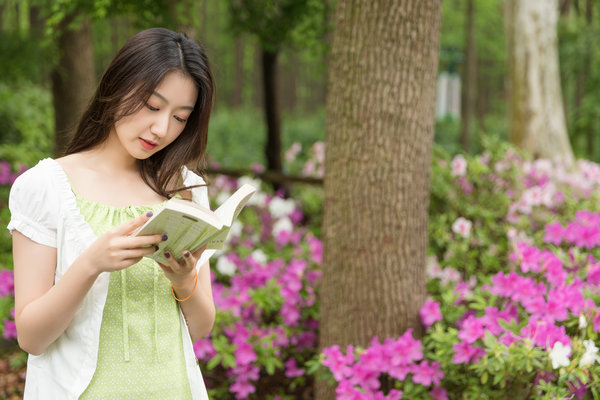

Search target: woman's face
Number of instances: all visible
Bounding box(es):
[112,71,198,160]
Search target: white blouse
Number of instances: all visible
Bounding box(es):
[7,158,214,400]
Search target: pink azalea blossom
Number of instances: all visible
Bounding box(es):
[2,319,16,340]
[451,154,467,177]
[452,341,479,364]
[457,315,485,344]
[284,358,305,378]
[0,269,14,297]
[410,361,444,386]
[420,299,442,328]
[430,387,449,400]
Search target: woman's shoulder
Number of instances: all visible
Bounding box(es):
[12,158,60,189]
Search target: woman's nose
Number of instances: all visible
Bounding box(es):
[150,113,170,137]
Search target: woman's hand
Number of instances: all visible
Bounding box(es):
[80,211,165,275]
[158,245,207,287]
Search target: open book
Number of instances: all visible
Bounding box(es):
[134,183,257,264]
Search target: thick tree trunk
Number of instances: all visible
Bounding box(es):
[51,16,96,157]
[317,0,441,398]
[460,0,476,152]
[505,0,574,164]
[261,49,283,186]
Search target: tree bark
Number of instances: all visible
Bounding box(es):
[460,0,476,152]
[317,0,441,398]
[51,15,96,157]
[504,0,574,165]
[232,36,244,108]
[261,49,284,188]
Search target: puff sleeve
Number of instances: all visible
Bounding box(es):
[182,166,217,267]
[7,163,59,248]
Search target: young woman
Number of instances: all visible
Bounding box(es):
[8,28,216,399]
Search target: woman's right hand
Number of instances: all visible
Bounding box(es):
[80,211,165,274]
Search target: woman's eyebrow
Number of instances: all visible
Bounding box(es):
[152,90,194,111]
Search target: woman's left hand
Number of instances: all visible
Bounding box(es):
[158,245,207,287]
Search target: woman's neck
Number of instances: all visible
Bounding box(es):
[85,134,140,174]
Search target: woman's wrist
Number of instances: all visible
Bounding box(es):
[170,269,197,289]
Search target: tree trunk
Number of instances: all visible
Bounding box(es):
[232,36,244,108]
[51,16,96,157]
[504,0,574,164]
[460,0,476,152]
[261,49,284,188]
[584,0,593,157]
[317,0,442,398]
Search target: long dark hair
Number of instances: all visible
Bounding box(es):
[64,27,214,198]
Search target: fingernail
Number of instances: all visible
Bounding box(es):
[164,252,171,259]
[146,211,154,217]
[184,251,190,258]
[161,234,168,241]
[154,245,159,252]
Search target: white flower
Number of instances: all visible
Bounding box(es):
[579,314,588,329]
[216,256,237,276]
[549,342,571,369]
[580,340,600,367]
[216,190,231,206]
[450,154,467,177]
[248,191,267,207]
[268,197,296,218]
[237,176,262,190]
[273,217,293,236]
[250,249,267,264]
[230,220,243,238]
[452,217,472,238]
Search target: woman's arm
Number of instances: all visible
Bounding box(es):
[160,249,215,341]
[13,213,164,355]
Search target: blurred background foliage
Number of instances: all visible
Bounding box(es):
[0,0,599,168]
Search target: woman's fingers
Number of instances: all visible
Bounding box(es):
[113,211,154,236]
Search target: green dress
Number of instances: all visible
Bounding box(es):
[77,195,193,399]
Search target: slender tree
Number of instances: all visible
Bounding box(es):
[317,0,442,398]
[51,14,96,156]
[505,0,574,164]
[227,0,329,187]
[460,0,476,152]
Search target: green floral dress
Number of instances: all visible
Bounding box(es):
[77,196,193,399]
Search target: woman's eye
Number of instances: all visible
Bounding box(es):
[145,103,159,111]
[174,115,187,123]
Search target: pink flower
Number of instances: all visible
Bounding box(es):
[452,217,472,238]
[2,319,16,340]
[544,222,563,245]
[451,154,467,177]
[193,339,216,361]
[420,299,442,328]
[457,315,485,343]
[322,345,355,381]
[410,361,443,386]
[388,329,422,366]
[234,342,257,365]
[0,269,14,297]
[452,341,479,364]
[430,387,449,400]
[230,379,255,399]
[349,362,380,390]
[284,358,305,378]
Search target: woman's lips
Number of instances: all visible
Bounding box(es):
[139,138,158,150]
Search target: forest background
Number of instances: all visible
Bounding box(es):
[2,0,599,169]
[2,0,600,399]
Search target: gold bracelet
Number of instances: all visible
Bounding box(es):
[171,271,198,302]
